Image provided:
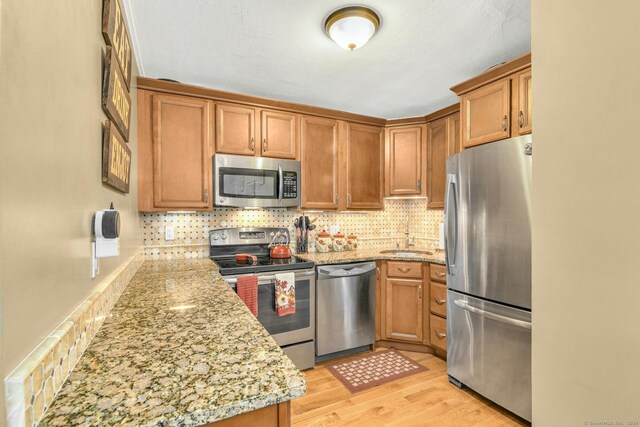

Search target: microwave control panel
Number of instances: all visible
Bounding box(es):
[282,172,298,199]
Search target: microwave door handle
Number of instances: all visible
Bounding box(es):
[278,165,284,202]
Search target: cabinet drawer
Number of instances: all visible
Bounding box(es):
[387,261,423,279]
[430,282,447,317]
[430,263,447,283]
[430,314,447,352]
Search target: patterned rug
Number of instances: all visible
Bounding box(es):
[325,349,428,393]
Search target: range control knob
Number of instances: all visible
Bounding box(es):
[221,232,229,240]
[212,234,219,240]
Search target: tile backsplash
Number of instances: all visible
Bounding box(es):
[143,199,444,260]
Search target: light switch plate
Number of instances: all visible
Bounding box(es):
[165,225,175,241]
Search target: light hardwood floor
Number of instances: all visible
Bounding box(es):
[291,349,529,427]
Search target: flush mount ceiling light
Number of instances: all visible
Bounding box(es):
[324,6,381,51]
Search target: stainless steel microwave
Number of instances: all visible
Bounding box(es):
[213,154,300,208]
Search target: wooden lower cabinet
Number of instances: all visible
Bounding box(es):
[204,401,290,426]
[381,261,427,345]
[384,278,424,343]
[378,261,450,354]
[429,263,448,353]
[429,314,447,352]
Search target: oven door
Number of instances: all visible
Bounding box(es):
[213,154,300,208]
[227,269,315,346]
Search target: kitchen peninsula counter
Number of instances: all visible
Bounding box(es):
[297,248,446,265]
[40,259,305,426]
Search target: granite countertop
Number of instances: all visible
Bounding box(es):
[40,259,305,427]
[297,247,446,265]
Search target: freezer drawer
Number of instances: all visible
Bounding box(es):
[447,290,531,421]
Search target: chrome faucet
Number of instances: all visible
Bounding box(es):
[404,223,415,249]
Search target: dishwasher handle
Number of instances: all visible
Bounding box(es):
[317,262,376,279]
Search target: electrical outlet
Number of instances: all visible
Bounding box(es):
[165,225,175,241]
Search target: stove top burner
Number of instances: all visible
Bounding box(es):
[211,255,314,276]
[209,227,315,275]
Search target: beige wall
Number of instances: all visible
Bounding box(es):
[532,1,640,425]
[0,0,142,384]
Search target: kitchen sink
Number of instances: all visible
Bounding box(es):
[379,249,434,256]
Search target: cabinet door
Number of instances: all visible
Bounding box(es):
[448,112,461,156]
[345,123,384,209]
[300,115,339,209]
[460,78,511,148]
[151,93,212,209]
[384,278,423,343]
[517,69,532,135]
[386,126,423,196]
[215,103,256,155]
[261,110,298,159]
[427,117,448,209]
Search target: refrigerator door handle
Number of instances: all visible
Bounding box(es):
[453,299,532,330]
[445,173,458,274]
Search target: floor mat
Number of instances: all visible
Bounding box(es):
[324,349,428,393]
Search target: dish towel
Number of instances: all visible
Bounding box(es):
[275,272,296,316]
[236,275,258,317]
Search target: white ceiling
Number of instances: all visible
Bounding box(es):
[124,0,530,119]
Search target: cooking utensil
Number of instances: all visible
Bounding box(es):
[235,253,257,265]
[268,232,292,259]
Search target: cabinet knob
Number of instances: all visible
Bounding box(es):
[434,297,446,305]
[376,267,380,278]
[203,189,209,203]
[502,115,508,132]
[347,193,352,206]
[435,330,446,339]
[250,137,255,151]
[398,267,411,273]
[518,111,524,128]
[417,178,422,192]
[437,272,446,277]
[418,285,422,299]
[262,138,267,152]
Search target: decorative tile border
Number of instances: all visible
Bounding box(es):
[4,249,144,427]
[142,200,445,260]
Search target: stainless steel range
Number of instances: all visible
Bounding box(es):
[209,227,316,370]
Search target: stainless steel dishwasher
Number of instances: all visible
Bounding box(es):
[316,261,376,360]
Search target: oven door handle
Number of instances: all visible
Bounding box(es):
[224,270,315,285]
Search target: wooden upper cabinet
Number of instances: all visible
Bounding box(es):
[384,278,424,343]
[215,103,256,156]
[150,93,213,210]
[426,117,448,209]
[517,68,532,135]
[345,123,384,209]
[260,110,298,159]
[385,126,424,196]
[460,78,511,148]
[449,113,461,156]
[300,115,339,210]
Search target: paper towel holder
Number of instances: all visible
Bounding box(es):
[91,203,121,278]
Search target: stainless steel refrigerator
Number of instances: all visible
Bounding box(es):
[445,134,532,422]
